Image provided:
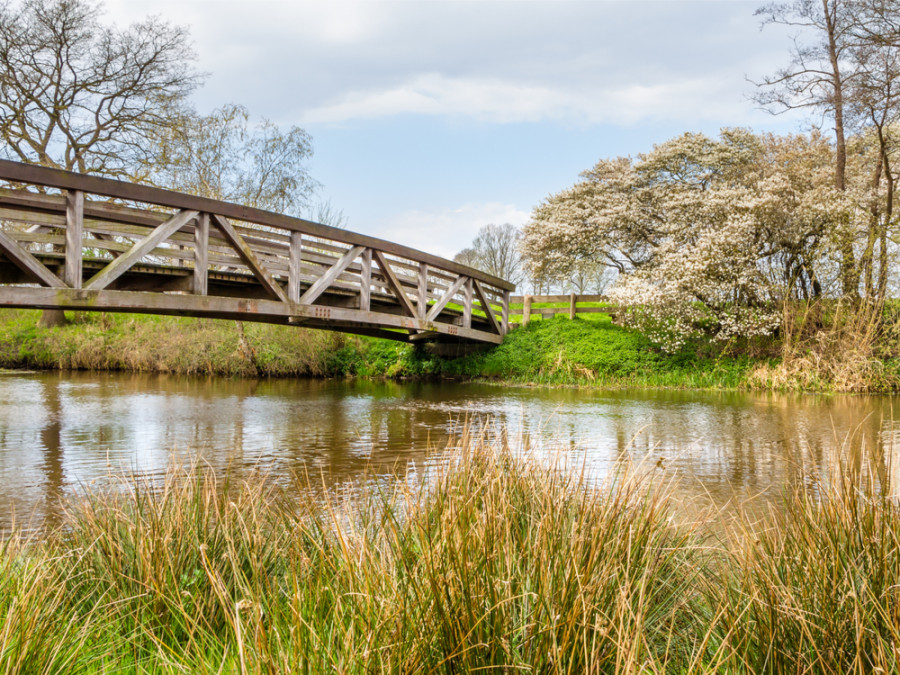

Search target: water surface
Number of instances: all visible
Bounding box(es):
[1,371,898,528]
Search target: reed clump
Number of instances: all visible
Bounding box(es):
[712,467,900,672]
[2,432,900,672]
[748,299,900,392]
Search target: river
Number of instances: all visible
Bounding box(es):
[1,370,898,529]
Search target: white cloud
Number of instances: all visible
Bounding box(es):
[300,74,558,125]
[103,0,797,128]
[299,71,759,127]
[373,202,531,260]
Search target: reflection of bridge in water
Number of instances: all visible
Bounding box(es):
[0,160,514,344]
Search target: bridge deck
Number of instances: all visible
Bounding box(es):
[0,161,514,344]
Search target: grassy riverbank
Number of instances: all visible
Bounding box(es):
[2,307,898,391]
[0,309,410,378]
[0,309,758,388]
[1,432,898,672]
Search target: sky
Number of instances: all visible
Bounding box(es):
[104,0,809,259]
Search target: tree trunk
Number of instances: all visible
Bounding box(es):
[37,309,68,328]
[878,145,893,298]
[824,0,858,297]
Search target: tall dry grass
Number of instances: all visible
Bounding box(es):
[2,430,900,672]
[748,299,900,392]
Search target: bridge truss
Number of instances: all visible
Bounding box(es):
[0,161,514,344]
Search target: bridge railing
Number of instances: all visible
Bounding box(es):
[0,160,514,343]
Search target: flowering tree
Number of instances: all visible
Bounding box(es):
[521,129,869,350]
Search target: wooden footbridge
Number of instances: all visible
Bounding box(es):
[0,160,514,344]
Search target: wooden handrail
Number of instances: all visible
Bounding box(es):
[0,159,515,291]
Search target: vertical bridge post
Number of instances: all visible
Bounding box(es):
[193,213,209,296]
[64,190,83,288]
[417,263,428,319]
[359,248,372,311]
[502,290,510,335]
[288,231,303,302]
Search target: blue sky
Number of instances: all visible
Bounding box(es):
[106,0,808,259]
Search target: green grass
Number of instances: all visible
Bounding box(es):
[398,313,757,388]
[10,307,895,391]
[0,309,378,378]
[2,429,900,672]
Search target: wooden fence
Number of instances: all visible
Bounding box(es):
[509,294,618,327]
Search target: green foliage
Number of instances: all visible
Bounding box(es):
[401,314,754,388]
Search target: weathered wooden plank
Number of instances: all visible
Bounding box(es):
[298,244,365,305]
[359,247,372,311]
[194,213,209,296]
[502,290,510,335]
[90,232,121,258]
[463,278,473,329]
[510,294,607,304]
[426,275,467,321]
[523,295,532,327]
[80,223,256,267]
[288,231,302,303]
[210,214,289,303]
[0,208,65,228]
[65,190,83,288]
[473,280,501,334]
[0,286,504,344]
[0,228,65,287]
[84,210,199,291]
[372,250,417,317]
[12,231,220,267]
[529,306,619,316]
[6,232,66,247]
[417,263,428,319]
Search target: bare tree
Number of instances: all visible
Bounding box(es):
[0,0,201,177]
[308,199,348,229]
[0,0,202,326]
[453,223,523,284]
[452,247,480,269]
[144,103,316,216]
[753,0,861,295]
[564,260,616,294]
[845,0,900,298]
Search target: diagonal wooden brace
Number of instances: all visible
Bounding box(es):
[85,209,199,290]
[0,228,65,287]
[473,280,501,334]
[425,274,467,322]
[372,250,417,318]
[299,245,366,305]
[211,214,289,303]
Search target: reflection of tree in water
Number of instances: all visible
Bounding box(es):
[7,374,900,530]
[39,375,66,530]
[595,390,900,511]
